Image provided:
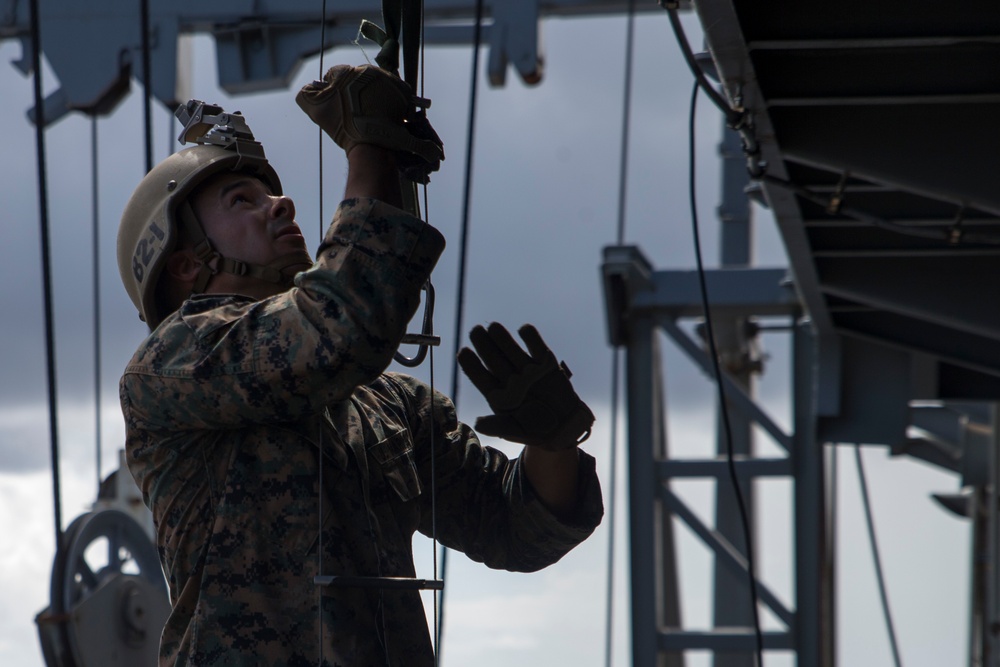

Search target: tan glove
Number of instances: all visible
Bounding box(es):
[295,64,444,174]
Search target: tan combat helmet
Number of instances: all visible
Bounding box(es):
[117,101,301,330]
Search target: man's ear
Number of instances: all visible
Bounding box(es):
[164,249,202,285]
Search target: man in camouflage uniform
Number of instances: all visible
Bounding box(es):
[117,64,602,666]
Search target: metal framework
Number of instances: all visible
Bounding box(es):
[602,241,835,666]
[597,1,1000,665]
[0,0,664,127]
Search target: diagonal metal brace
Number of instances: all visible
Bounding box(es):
[660,484,795,628]
[659,316,792,452]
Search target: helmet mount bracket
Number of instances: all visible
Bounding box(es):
[175,100,270,173]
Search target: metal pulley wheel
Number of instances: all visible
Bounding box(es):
[36,509,169,667]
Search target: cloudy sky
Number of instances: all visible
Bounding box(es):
[0,8,972,667]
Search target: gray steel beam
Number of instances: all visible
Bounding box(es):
[693,0,833,334]
[769,94,1000,108]
[659,317,792,452]
[748,36,1000,51]
[792,321,835,667]
[626,313,684,667]
[659,631,794,652]
[632,268,798,318]
[2,0,667,126]
[712,125,757,667]
[657,458,792,479]
[603,243,842,665]
[817,255,1000,343]
[661,486,794,628]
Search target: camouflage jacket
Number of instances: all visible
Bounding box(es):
[120,198,603,666]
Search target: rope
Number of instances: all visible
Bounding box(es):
[318,0,328,246]
[438,0,486,657]
[92,117,103,493]
[688,81,764,666]
[29,0,64,550]
[317,5,328,665]
[605,2,637,665]
[414,10,444,663]
[140,0,153,172]
[854,446,903,667]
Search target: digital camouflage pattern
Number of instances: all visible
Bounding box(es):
[120,198,604,666]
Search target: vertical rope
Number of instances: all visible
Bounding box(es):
[429,344,440,665]
[29,0,64,548]
[615,0,636,246]
[605,5,636,665]
[318,0,328,243]
[140,0,153,172]
[439,0,486,658]
[92,117,103,493]
[317,5,329,666]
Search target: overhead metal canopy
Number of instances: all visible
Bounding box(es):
[694,0,1000,403]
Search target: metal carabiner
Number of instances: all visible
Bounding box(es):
[394,279,439,367]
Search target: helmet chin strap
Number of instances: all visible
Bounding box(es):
[179,201,314,295]
[211,250,314,289]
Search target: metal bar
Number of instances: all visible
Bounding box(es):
[813,248,1000,259]
[627,313,660,667]
[792,322,834,667]
[660,317,793,452]
[988,405,1000,665]
[314,576,445,590]
[748,36,1000,51]
[658,457,791,479]
[659,630,794,652]
[661,486,795,628]
[713,124,756,667]
[626,315,684,667]
[802,218,1000,228]
[633,268,798,318]
[400,333,441,346]
[768,93,1000,108]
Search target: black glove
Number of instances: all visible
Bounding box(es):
[458,322,595,451]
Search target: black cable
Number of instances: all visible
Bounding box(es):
[91,117,103,494]
[317,5,328,665]
[414,8,444,662]
[605,3,637,666]
[438,0,485,658]
[318,0,328,243]
[140,0,153,172]
[664,3,765,181]
[30,0,64,550]
[854,447,903,667]
[688,81,765,666]
[664,4,743,130]
[615,0,637,246]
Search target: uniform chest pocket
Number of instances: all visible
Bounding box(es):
[367,429,422,502]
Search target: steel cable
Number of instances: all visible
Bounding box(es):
[688,81,765,667]
[605,1,637,665]
[29,0,64,551]
[437,0,485,660]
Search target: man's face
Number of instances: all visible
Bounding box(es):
[190,171,312,287]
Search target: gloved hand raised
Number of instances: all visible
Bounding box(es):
[458,323,595,452]
[295,64,444,177]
